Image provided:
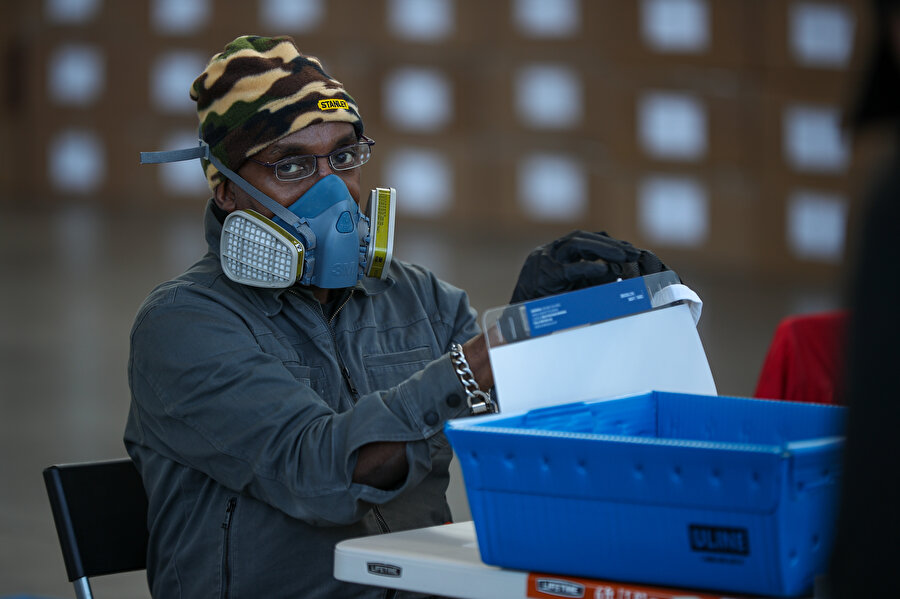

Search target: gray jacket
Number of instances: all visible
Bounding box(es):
[125,201,481,598]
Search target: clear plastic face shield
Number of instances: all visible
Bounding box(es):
[140,139,395,289]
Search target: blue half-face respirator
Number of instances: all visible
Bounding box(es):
[139,141,395,289]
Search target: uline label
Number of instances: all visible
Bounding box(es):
[689,524,750,556]
[367,562,402,577]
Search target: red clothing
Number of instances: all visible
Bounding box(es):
[754,310,848,405]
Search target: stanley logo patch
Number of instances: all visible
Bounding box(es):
[318,98,349,111]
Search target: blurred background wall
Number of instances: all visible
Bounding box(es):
[0,0,887,597]
[2,0,884,272]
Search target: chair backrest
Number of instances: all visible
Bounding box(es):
[43,458,149,598]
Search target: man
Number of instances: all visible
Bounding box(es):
[128,35,665,598]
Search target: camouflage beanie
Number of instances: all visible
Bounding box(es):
[191,35,364,190]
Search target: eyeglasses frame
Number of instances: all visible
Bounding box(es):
[247,135,376,182]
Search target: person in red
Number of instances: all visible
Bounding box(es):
[753,311,847,405]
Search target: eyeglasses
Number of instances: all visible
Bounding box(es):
[248,136,375,182]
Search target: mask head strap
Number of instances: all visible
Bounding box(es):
[139,141,306,235]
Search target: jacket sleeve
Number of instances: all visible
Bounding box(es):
[126,281,479,526]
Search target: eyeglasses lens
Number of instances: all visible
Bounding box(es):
[275,158,316,181]
[329,143,371,172]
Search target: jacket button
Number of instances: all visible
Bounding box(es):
[445,394,461,408]
[424,411,439,426]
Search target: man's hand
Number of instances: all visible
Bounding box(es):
[353,441,408,490]
[510,230,670,303]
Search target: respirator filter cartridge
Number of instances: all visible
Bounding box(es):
[366,187,396,279]
[220,209,304,288]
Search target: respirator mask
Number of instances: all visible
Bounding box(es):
[140,140,395,289]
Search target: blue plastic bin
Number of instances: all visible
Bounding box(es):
[444,391,846,597]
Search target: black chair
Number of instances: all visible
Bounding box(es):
[43,458,150,599]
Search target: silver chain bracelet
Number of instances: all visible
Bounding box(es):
[449,343,498,415]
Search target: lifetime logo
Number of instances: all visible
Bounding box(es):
[535,578,585,598]
[318,98,349,111]
[367,562,402,577]
[689,524,750,556]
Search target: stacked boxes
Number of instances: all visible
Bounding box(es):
[1,0,873,277]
